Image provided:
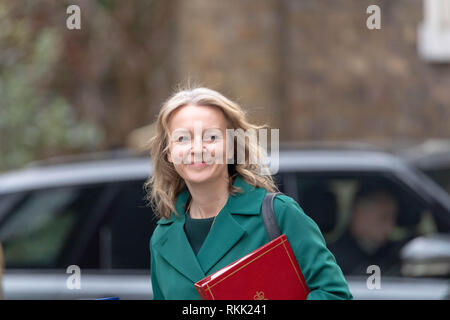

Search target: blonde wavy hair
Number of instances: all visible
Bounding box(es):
[145,86,278,220]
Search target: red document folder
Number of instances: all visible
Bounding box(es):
[194,234,309,300]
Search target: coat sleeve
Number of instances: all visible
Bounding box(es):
[274,195,353,300]
[150,237,164,300]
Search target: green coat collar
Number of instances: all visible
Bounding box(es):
[153,175,267,282]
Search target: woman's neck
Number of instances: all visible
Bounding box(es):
[185,175,230,219]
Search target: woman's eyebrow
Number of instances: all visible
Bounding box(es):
[170,128,190,135]
[172,126,224,132]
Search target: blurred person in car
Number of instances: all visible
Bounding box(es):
[329,183,402,275]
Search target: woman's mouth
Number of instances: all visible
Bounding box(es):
[188,161,208,168]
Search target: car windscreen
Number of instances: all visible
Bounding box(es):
[0,185,105,268]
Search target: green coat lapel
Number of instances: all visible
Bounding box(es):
[196,176,267,274]
[196,203,246,274]
[153,189,206,283]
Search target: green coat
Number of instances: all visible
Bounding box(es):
[150,175,353,300]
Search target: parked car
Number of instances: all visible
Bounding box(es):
[399,140,450,196]
[0,147,449,299]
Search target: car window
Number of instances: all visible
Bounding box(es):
[0,185,105,268]
[286,173,438,277]
[95,180,156,270]
[423,169,450,195]
[0,193,25,223]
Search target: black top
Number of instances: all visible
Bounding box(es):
[183,213,215,256]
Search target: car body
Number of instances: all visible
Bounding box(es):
[0,148,449,299]
[399,140,450,195]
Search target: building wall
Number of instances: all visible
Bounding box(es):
[174,0,450,145]
[174,0,284,135]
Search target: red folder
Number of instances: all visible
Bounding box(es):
[195,234,309,300]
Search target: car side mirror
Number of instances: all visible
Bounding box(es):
[400,234,450,277]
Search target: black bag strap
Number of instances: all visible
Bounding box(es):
[261,192,283,241]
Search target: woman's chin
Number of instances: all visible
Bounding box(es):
[180,164,225,185]
[183,174,212,185]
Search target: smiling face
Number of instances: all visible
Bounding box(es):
[167,104,230,185]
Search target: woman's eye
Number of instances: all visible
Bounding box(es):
[204,135,217,142]
[176,135,189,143]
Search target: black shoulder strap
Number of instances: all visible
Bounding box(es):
[262,192,283,241]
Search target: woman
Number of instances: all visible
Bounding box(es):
[147,87,352,300]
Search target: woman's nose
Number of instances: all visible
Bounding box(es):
[191,135,204,161]
[193,135,203,151]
